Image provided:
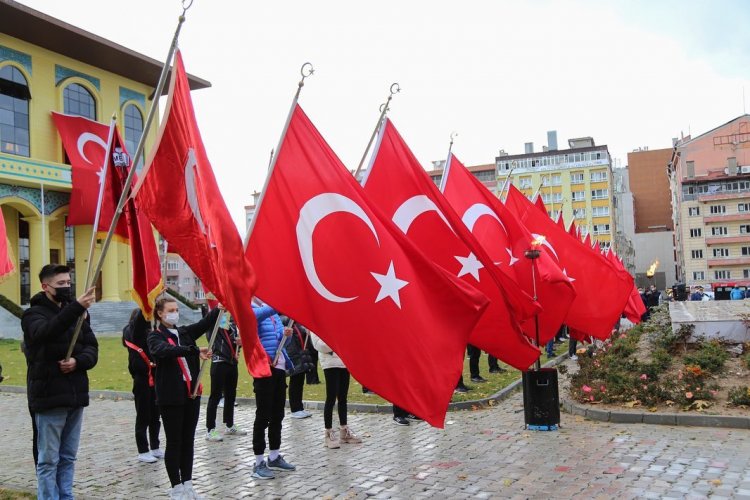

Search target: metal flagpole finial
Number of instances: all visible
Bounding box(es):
[181,0,194,18]
[449,131,458,147]
[298,62,315,88]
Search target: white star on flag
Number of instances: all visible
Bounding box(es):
[455,252,484,281]
[371,261,409,308]
[507,248,519,266]
[97,165,106,186]
[563,268,575,282]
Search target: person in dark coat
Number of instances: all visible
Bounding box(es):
[148,296,217,499]
[22,264,97,500]
[281,315,313,419]
[122,309,162,463]
[205,313,246,441]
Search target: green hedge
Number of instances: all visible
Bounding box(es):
[165,287,200,310]
[0,294,23,319]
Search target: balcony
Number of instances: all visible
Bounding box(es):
[707,257,750,267]
[698,192,750,202]
[705,235,750,245]
[704,213,750,223]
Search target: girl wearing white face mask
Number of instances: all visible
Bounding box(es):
[147,296,218,500]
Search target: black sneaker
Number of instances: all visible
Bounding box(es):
[489,367,507,374]
[470,376,487,383]
[454,386,470,393]
[406,414,422,421]
[393,416,410,426]
[267,455,296,471]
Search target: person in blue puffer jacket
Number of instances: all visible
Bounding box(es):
[250,299,296,481]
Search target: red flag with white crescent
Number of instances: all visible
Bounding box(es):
[246,105,488,426]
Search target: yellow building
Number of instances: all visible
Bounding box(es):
[0,1,208,305]
[496,137,616,251]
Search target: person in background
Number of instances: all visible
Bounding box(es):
[20,340,38,466]
[205,313,246,442]
[487,355,506,374]
[22,264,97,500]
[251,299,296,480]
[310,333,362,448]
[122,309,163,463]
[283,316,313,419]
[148,296,218,500]
[730,285,745,300]
[467,344,486,383]
[690,286,705,301]
[305,340,321,385]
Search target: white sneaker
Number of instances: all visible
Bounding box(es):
[183,480,205,500]
[570,355,579,361]
[150,448,164,459]
[218,398,225,408]
[224,425,247,436]
[206,429,224,442]
[290,410,312,419]
[138,452,158,463]
[169,483,185,499]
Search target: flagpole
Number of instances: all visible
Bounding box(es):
[40,182,45,261]
[65,115,117,361]
[243,62,315,249]
[191,308,225,399]
[438,131,457,193]
[353,82,400,180]
[498,161,517,201]
[65,3,192,361]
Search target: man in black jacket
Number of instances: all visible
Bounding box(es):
[22,264,97,500]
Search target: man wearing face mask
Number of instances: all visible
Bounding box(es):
[22,264,97,500]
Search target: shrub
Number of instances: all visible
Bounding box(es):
[0,293,24,319]
[744,353,750,371]
[649,322,693,353]
[683,341,729,374]
[165,288,199,310]
[650,348,672,372]
[728,386,750,406]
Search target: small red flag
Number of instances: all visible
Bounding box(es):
[135,51,267,377]
[0,207,15,281]
[246,105,488,426]
[362,119,538,369]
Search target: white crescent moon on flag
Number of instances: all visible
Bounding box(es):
[183,148,207,235]
[392,195,453,234]
[462,203,506,234]
[76,132,107,165]
[532,232,559,261]
[296,193,380,303]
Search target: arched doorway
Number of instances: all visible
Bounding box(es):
[0,198,41,305]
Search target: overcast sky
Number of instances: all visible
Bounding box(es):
[20,0,750,230]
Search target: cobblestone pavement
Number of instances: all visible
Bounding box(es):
[3,392,750,499]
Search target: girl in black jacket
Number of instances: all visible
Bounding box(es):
[122,309,162,463]
[147,296,217,500]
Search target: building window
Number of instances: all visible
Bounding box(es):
[579,226,589,236]
[167,261,179,271]
[691,249,703,259]
[18,216,30,305]
[182,277,191,285]
[574,209,586,219]
[713,248,729,258]
[744,269,750,279]
[550,174,562,186]
[519,177,532,189]
[592,224,610,235]
[591,189,609,200]
[693,271,705,281]
[739,203,750,213]
[0,65,31,157]
[542,192,562,204]
[710,205,726,215]
[592,206,610,217]
[570,172,584,184]
[715,270,731,280]
[63,83,96,119]
[590,170,608,182]
[711,226,728,236]
[196,289,205,300]
[741,225,750,234]
[64,216,75,284]
[743,247,750,256]
[690,228,702,238]
[599,242,611,251]
[571,191,585,202]
[123,104,143,170]
[688,207,700,216]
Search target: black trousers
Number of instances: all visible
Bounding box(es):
[288,372,306,413]
[133,376,161,453]
[393,405,408,418]
[488,355,499,370]
[568,339,578,357]
[252,367,286,455]
[467,345,481,378]
[306,346,320,384]
[323,368,350,429]
[159,398,201,487]
[206,362,238,430]
[29,408,38,466]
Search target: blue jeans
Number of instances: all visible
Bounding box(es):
[35,407,83,500]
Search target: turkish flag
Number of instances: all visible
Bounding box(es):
[135,51,268,378]
[533,194,547,214]
[361,119,538,370]
[51,113,126,239]
[0,207,15,280]
[442,154,576,344]
[246,105,488,426]
[505,185,632,339]
[606,250,645,324]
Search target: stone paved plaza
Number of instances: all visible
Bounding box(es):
[2,392,750,499]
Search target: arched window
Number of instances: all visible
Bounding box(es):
[123,104,143,169]
[0,65,31,157]
[63,82,96,119]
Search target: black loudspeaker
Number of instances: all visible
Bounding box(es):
[522,368,560,430]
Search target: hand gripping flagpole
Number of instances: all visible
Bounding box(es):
[64,115,117,361]
[65,1,192,361]
[354,83,400,180]
[272,319,295,367]
[191,307,225,398]
[243,62,315,249]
